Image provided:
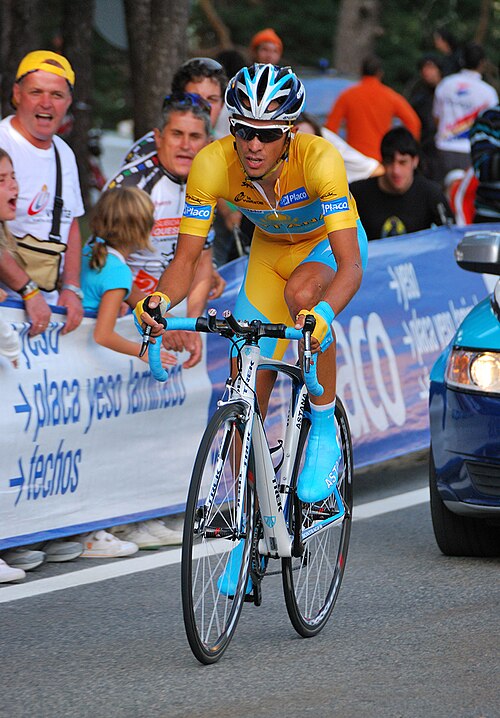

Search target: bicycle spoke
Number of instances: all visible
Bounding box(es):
[182,403,254,664]
[282,398,353,636]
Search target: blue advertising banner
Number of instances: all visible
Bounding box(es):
[209,225,494,467]
[0,224,495,547]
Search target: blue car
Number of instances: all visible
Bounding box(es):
[429,231,500,556]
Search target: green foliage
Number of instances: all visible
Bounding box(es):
[190,0,339,71]
[92,31,131,129]
[29,0,500,129]
[376,0,500,91]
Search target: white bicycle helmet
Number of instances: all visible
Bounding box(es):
[225,63,305,122]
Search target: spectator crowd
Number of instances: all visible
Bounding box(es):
[1,26,499,583]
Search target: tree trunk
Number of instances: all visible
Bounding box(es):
[333,0,382,76]
[124,0,151,138]
[474,0,491,43]
[199,0,233,50]
[63,0,95,211]
[0,0,41,117]
[125,0,190,139]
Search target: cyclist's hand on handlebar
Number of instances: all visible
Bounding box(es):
[296,301,335,353]
[133,291,171,337]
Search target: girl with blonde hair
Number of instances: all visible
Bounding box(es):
[81,186,175,366]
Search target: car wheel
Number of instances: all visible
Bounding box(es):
[429,449,500,557]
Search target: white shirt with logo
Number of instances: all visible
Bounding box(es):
[0,116,84,240]
[0,116,84,302]
[433,70,499,153]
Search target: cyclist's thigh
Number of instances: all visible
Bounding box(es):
[234,234,291,360]
[297,219,369,272]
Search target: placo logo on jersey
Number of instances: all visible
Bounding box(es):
[279,186,309,207]
[183,203,212,220]
[321,196,349,215]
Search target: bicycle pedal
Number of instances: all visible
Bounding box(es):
[246,582,262,606]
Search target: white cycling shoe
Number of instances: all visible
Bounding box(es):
[217,540,252,597]
[297,406,341,504]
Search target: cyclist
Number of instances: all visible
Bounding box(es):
[136,64,367,505]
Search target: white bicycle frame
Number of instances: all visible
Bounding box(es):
[213,342,345,559]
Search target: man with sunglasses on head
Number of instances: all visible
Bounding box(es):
[137,64,367,520]
[119,58,228,296]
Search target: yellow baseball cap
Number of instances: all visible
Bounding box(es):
[15,50,75,89]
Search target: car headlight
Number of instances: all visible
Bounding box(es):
[446,349,500,393]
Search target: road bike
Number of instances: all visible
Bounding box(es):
[147,309,353,664]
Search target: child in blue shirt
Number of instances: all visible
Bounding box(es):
[81,186,175,366]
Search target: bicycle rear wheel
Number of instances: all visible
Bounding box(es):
[181,402,255,664]
[282,397,353,637]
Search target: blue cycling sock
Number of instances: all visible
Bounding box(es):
[217,539,253,597]
[296,401,341,503]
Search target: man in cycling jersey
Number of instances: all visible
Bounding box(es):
[137,64,367,505]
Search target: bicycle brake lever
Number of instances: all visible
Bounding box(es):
[302,315,316,373]
[139,295,167,358]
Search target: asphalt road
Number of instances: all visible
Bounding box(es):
[1,450,499,718]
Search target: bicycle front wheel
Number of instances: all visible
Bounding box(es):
[282,398,353,637]
[181,402,255,664]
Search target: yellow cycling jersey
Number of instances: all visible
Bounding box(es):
[179,132,359,243]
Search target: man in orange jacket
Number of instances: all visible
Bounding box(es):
[325,55,421,161]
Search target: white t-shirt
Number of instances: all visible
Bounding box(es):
[320,127,379,183]
[0,116,84,302]
[433,70,499,153]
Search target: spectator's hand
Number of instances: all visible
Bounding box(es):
[162,329,202,369]
[224,209,242,232]
[140,347,177,368]
[24,292,52,337]
[209,267,226,299]
[119,301,130,317]
[58,288,84,334]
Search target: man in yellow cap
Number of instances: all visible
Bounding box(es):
[0,50,84,335]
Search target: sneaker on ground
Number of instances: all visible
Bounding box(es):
[1,548,46,571]
[0,558,26,583]
[163,515,184,533]
[217,540,252,597]
[39,540,83,562]
[114,523,163,550]
[142,519,183,546]
[76,530,138,558]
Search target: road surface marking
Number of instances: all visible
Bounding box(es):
[0,487,429,604]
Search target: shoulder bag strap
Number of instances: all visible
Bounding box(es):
[49,144,64,241]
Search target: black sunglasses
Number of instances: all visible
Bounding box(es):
[230,120,291,144]
[162,92,211,114]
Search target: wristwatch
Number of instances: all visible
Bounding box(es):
[18,279,39,298]
[62,283,84,300]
